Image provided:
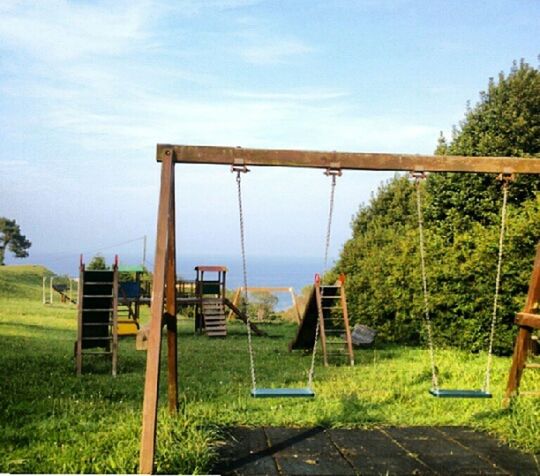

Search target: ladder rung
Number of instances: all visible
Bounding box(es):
[83,294,113,298]
[82,308,113,312]
[84,282,113,285]
[525,363,540,369]
[82,350,113,355]
[83,322,113,326]
[82,336,113,341]
[321,296,340,299]
[519,391,540,396]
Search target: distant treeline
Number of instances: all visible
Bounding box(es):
[331,60,540,354]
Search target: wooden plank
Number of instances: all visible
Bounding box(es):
[111,262,119,377]
[166,162,178,414]
[524,244,540,313]
[503,244,540,407]
[194,265,228,272]
[515,312,540,329]
[139,150,175,474]
[157,144,540,174]
[76,262,84,376]
[339,281,355,367]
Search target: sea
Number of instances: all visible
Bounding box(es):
[10,252,333,309]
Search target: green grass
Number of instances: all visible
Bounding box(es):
[1,264,539,473]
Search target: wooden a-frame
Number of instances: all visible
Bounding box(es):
[503,244,540,407]
[139,144,540,474]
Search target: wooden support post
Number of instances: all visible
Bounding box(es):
[227,288,242,321]
[166,163,178,413]
[339,280,354,367]
[290,288,301,324]
[111,260,119,377]
[76,263,84,376]
[139,150,175,474]
[503,244,540,407]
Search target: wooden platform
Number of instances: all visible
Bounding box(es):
[214,426,539,475]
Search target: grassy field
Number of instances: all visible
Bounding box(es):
[1,265,539,473]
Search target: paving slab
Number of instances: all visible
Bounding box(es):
[437,426,540,475]
[215,427,278,475]
[265,428,354,475]
[212,426,539,476]
[330,428,432,475]
[384,426,503,474]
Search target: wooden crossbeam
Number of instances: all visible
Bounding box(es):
[157,144,540,174]
[515,312,540,329]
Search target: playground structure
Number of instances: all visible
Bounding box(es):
[290,274,354,366]
[135,265,264,348]
[503,243,540,406]
[117,265,149,336]
[42,275,78,304]
[75,256,119,376]
[228,286,301,323]
[194,266,228,337]
[138,144,540,473]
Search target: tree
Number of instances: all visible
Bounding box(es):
[0,217,31,265]
[332,60,540,353]
[426,59,540,239]
[249,291,279,321]
[87,254,108,270]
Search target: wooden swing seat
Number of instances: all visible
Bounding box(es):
[430,389,492,398]
[251,388,315,398]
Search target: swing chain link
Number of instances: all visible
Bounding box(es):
[412,171,440,391]
[232,165,257,391]
[324,168,341,270]
[309,168,341,387]
[307,307,320,388]
[484,175,511,393]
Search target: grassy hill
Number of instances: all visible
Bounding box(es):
[0,264,53,300]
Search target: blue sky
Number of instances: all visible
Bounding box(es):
[1,0,538,272]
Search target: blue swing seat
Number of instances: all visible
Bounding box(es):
[430,388,492,399]
[251,388,315,398]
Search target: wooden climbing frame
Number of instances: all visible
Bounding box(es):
[139,144,540,474]
[503,244,540,406]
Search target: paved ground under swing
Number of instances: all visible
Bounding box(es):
[213,426,539,475]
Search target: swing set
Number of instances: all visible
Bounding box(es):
[138,144,540,474]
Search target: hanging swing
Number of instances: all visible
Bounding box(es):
[413,172,512,399]
[232,164,339,398]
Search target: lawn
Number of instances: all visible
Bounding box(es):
[0,265,539,473]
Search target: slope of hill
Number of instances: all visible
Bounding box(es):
[0,265,53,300]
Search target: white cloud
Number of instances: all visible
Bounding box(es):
[0,0,152,61]
[227,89,349,101]
[239,38,313,64]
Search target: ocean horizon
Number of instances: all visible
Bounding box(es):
[7,252,338,307]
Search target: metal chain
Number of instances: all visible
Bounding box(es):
[308,169,341,388]
[233,166,256,391]
[413,173,439,391]
[484,178,510,393]
[323,169,341,270]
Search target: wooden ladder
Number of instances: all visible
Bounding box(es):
[201,298,227,337]
[503,244,540,406]
[315,276,354,367]
[75,260,119,376]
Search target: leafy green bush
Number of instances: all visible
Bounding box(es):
[333,60,540,354]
